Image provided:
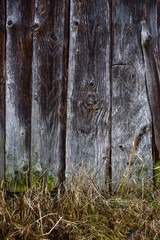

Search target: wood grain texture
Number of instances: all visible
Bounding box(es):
[149,0,160,157]
[66,0,111,187]
[31,0,68,187]
[6,1,33,191]
[111,0,153,187]
[141,19,160,155]
[0,0,5,182]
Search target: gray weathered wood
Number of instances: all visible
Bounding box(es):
[31,0,68,188]
[0,0,159,190]
[66,0,111,187]
[141,20,160,155]
[6,1,33,191]
[148,0,160,158]
[111,0,153,188]
[0,0,5,183]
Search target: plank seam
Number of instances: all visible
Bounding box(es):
[108,0,113,191]
[4,0,7,183]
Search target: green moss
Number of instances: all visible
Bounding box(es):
[5,165,29,192]
[46,174,56,191]
[5,163,57,192]
[153,159,160,188]
[30,163,44,188]
[30,162,57,191]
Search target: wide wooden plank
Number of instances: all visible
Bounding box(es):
[6,1,33,191]
[66,0,111,187]
[0,0,5,183]
[111,0,153,188]
[31,0,68,188]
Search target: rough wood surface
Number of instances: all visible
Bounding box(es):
[148,0,160,158]
[6,1,33,191]
[66,0,111,187]
[0,0,5,182]
[0,0,159,190]
[31,0,68,187]
[111,0,153,187]
[141,19,160,155]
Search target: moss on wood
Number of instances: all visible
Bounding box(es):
[153,159,160,188]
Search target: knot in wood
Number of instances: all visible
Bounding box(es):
[48,33,59,50]
[7,18,14,28]
[84,93,98,108]
[141,21,152,47]
[88,82,96,91]
[31,23,40,32]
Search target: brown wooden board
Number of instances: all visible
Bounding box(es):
[66,0,111,187]
[0,0,5,182]
[31,0,69,188]
[111,0,153,189]
[6,1,33,191]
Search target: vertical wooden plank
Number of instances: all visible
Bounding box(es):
[66,0,111,187]
[141,0,160,187]
[0,0,5,182]
[6,1,33,191]
[140,1,160,157]
[31,0,68,188]
[149,0,160,157]
[111,0,153,188]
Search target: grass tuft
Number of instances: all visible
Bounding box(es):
[0,172,160,240]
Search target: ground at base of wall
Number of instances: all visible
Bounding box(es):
[0,178,160,240]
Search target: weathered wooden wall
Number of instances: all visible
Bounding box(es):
[0,0,159,191]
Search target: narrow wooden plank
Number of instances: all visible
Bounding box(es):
[6,1,33,191]
[31,0,68,188]
[150,0,160,157]
[66,0,111,187]
[0,0,5,182]
[111,0,153,188]
[144,0,160,187]
[141,1,160,158]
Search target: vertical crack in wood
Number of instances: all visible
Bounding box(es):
[28,0,34,189]
[59,0,70,185]
[108,0,113,192]
[2,0,6,183]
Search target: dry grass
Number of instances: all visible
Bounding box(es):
[0,173,160,240]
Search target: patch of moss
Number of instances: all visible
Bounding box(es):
[30,163,57,191]
[153,159,160,188]
[30,163,44,188]
[5,164,29,192]
[46,174,56,191]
